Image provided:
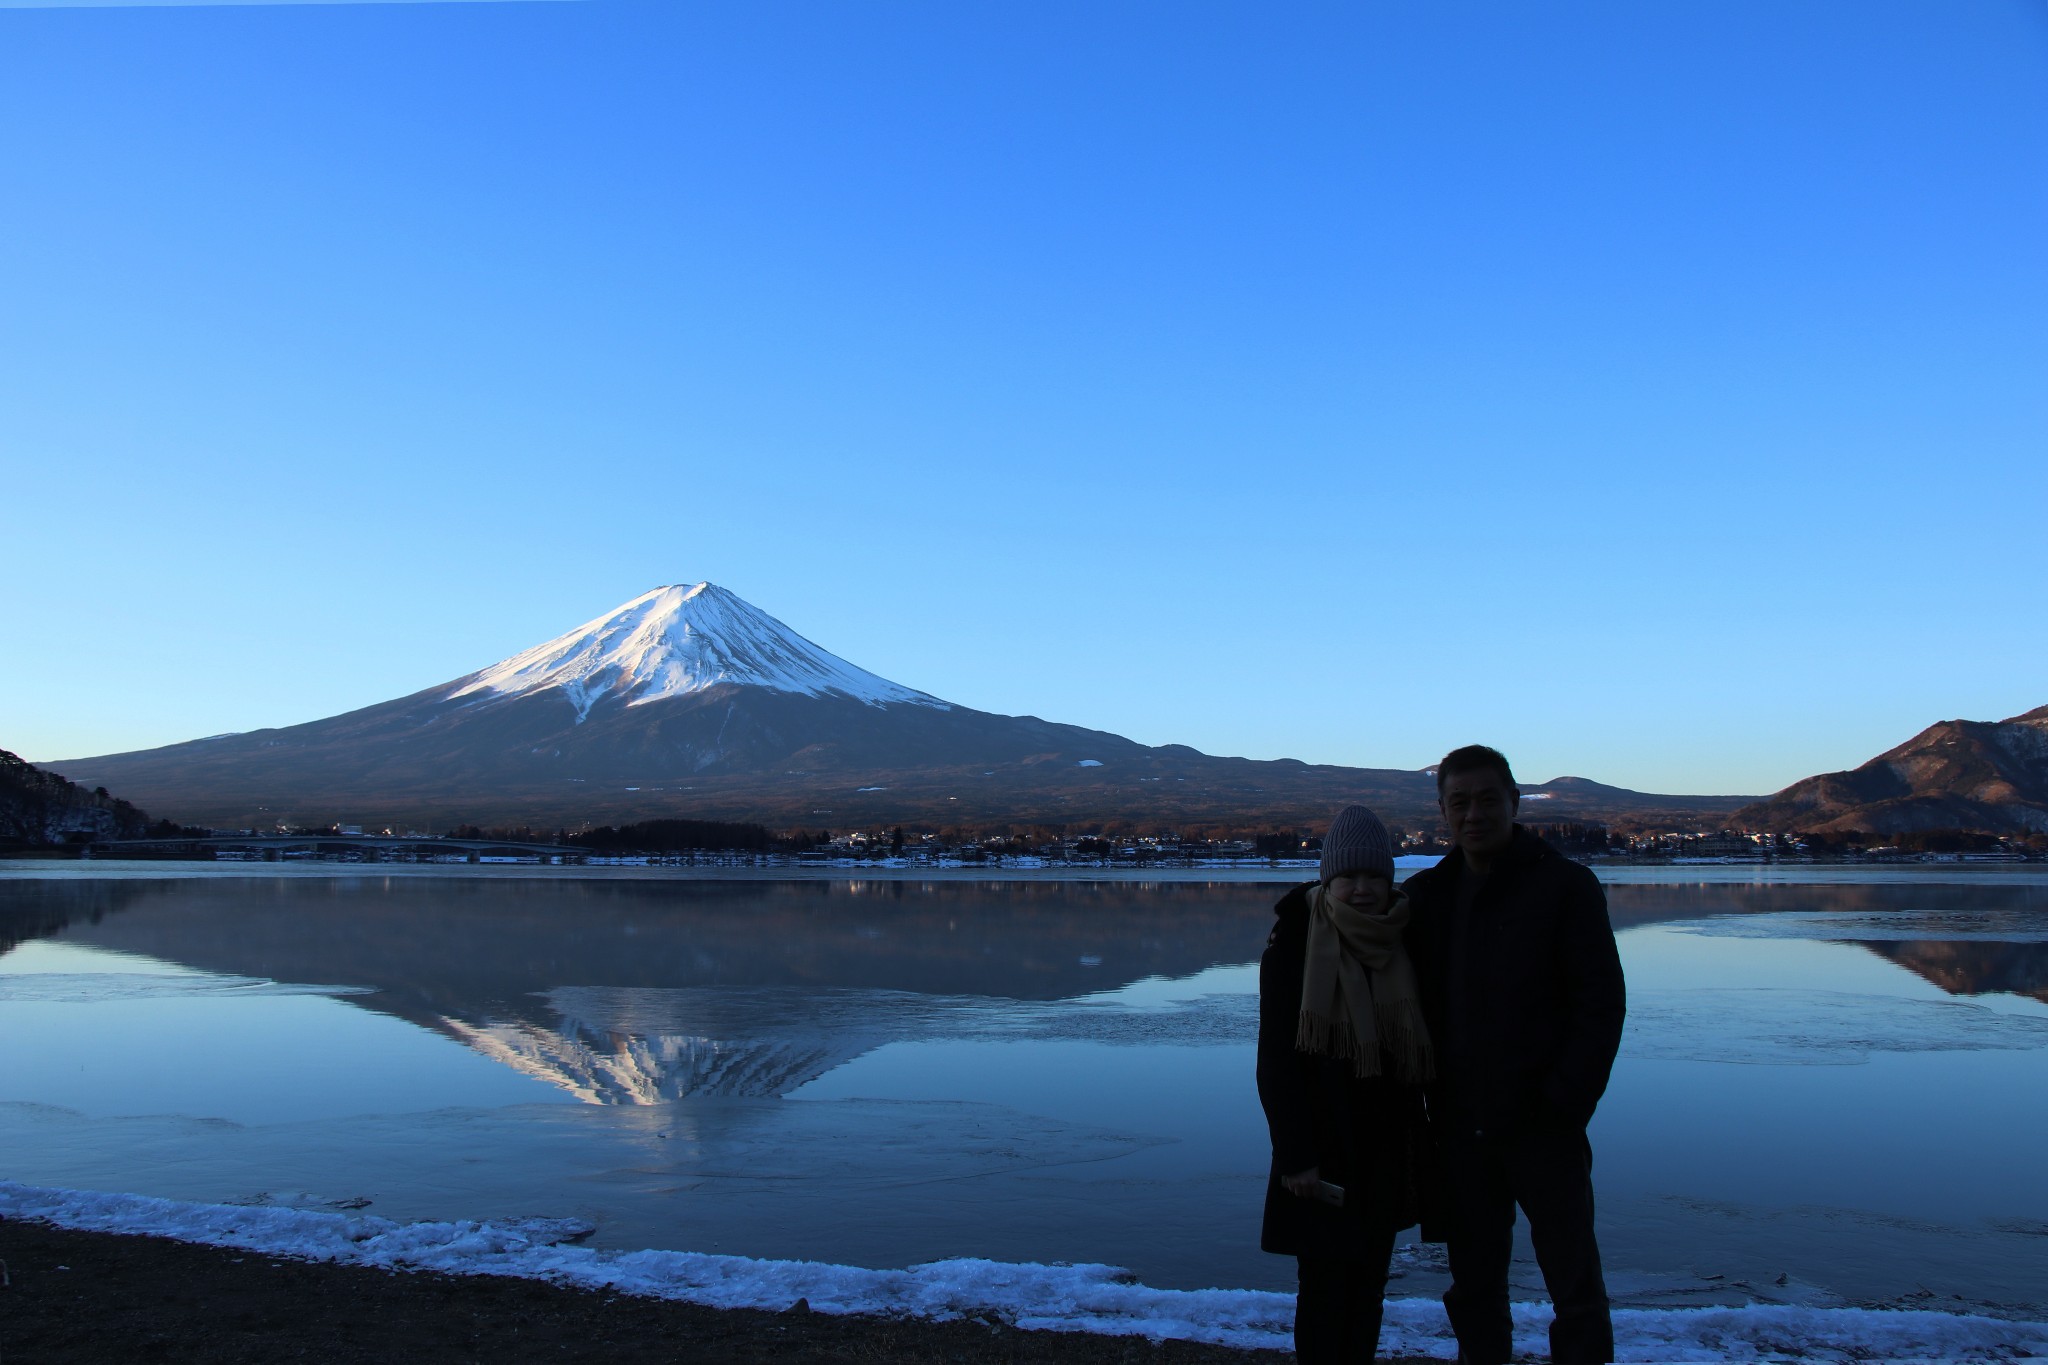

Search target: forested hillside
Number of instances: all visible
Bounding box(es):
[0,748,158,849]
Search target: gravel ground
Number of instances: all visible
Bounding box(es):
[0,1217,1419,1364]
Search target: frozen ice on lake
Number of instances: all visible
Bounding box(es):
[5,1180,2045,1362]
[1625,987,2048,1065]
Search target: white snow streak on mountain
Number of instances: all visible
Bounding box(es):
[449,584,948,720]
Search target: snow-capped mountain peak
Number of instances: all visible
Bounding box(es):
[448,583,947,720]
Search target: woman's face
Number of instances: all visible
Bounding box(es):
[1327,872,1392,915]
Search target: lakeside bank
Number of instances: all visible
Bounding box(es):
[6,1182,2048,1363]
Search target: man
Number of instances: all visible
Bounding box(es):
[1403,745,1626,1364]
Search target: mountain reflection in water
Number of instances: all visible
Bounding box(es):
[6,867,2046,1311]
[1858,939,2048,1004]
[1,876,1280,1105]
[1606,880,2048,1005]
[6,873,2046,1106]
[1604,878,2048,936]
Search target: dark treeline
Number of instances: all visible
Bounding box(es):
[1801,828,2043,855]
[436,820,780,850]
[1526,822,1617,857]
[0,748,201,850]
[566,819,781,852]
[443,824,560,844]
[29,784,2042,860]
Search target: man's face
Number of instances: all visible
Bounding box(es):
[1327,872,1392,915]
[1439,766,1519,862]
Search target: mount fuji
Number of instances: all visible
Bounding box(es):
[49,583,1749,832]
[447,583,947,720]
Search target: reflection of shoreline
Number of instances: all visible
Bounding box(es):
[4,877,1274,1106]
[7,876,1274,1003]
[1605,879,2048,930]
[0,879,160,953]
[16,875,2048,1102]
[1859,940,2048,1004]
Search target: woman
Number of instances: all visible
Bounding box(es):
[1256,804,1434,1362]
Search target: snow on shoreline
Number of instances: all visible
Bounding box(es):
[4,1182,2044,1362]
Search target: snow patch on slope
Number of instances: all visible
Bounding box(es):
[449,584,947,718]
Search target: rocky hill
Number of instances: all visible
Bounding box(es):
[0,748,155,849]
[1732,705,2048,836]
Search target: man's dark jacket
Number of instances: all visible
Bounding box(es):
[1402,827,1625,1139]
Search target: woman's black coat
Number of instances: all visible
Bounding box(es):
[1256,881,1431,1257]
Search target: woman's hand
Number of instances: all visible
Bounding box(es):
[1280,1166,1320,1197]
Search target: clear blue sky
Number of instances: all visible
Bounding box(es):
[4,0,2044,796]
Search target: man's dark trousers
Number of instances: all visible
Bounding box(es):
[1440,1126,1612,1364]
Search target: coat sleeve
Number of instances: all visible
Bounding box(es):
[1256,935,1319,1176]
[1400,865,1444,1026]
[1539,864,1627,1128]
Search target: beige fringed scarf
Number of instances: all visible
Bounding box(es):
[1296,884,1435,1083]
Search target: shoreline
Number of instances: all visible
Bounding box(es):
[5,1181,2046,1363]
[8,857,2048,887]
[0,1216,1289,1365]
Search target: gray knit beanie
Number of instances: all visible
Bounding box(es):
[1319,805,1395,885]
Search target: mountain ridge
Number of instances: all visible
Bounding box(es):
[1733,708,2048,836]
[49,583,1753,834]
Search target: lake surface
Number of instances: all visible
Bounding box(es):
[3,863,2045,1318]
